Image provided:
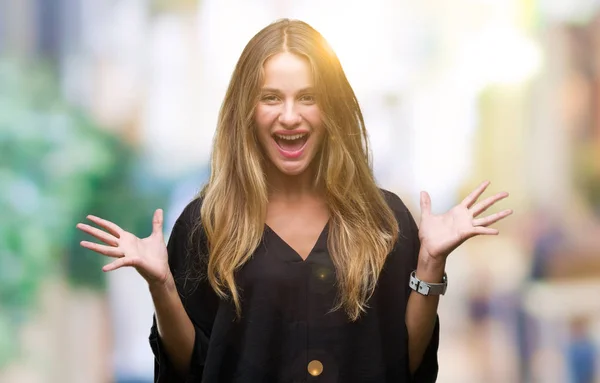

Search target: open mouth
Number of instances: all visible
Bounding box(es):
[273,133,309,152]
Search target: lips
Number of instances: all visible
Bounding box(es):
[272,132,309,159]
[273,133,308,152]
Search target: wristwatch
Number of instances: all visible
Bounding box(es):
[409,270,448,296]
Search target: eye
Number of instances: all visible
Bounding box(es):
[261,94,279,103]
[299,94,316,104]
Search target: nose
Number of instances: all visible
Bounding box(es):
[278,102,302,128]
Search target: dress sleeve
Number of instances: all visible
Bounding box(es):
[149,198,219,382]
[382,189,440,383]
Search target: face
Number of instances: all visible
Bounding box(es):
[255,52,325,177]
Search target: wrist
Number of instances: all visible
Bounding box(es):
[416,250,446,283]
[148,273,176,295]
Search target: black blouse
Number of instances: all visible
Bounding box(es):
[149,190,439,383]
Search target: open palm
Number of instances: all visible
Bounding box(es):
[418,181,513,262]
[76,209,170,286]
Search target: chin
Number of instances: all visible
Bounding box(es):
[274,161,311,176]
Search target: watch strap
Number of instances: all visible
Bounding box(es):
[409,270,448,296]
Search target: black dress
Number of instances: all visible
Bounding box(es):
[149,190,439,383]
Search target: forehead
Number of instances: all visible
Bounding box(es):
[262,52,313,90]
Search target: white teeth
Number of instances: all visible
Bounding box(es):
[275,133,307,140]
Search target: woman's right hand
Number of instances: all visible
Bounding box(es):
[76,209,171,287]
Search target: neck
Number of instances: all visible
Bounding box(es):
[265,164,324,202]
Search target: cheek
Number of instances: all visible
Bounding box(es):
[254,106,277,131]
[254,109,274,151]
[305,109,324,140]
[254,110,267,131]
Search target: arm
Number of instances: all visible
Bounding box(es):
[150,276,196,377]
[406,254,444,375]
[403,207,441,380]
[149,198,217,382]
[380,189,440,381]
[76,195,214,381]
[406,181,512,379]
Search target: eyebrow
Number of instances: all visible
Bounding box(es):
[260,87,315,93]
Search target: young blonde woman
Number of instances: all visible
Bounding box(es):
[77,19,512,382]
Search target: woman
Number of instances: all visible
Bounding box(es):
[77,19,512,382]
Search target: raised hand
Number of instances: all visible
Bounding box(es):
[418,180,513,263]
[76,209,171,287]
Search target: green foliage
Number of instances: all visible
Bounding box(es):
[0,58,168,367]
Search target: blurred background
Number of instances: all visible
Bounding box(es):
[1,0,600,382]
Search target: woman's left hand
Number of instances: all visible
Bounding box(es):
[418,180,513,265]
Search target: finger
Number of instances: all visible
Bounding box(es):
[102,257,132,272]
[85,215,123,238]
[471,192,509,217]
[420,191,432,217]
[152,209,164,238]
[460,180,491,208]
[80,241,124,258]
[472,209,513,227]
[102,256,143,272]
[76,223,119,246]
[473,226,500,235]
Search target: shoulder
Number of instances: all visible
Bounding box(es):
[172,196,204,232]
[167,196,207,280]
[168,196,217,302]
[168,195,207,252]
[378,190,421,284]
[379,188,417,231]
[380,188,409,214]
[379,188,421,265]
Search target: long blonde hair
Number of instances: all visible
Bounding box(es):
[199,19,399,321]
